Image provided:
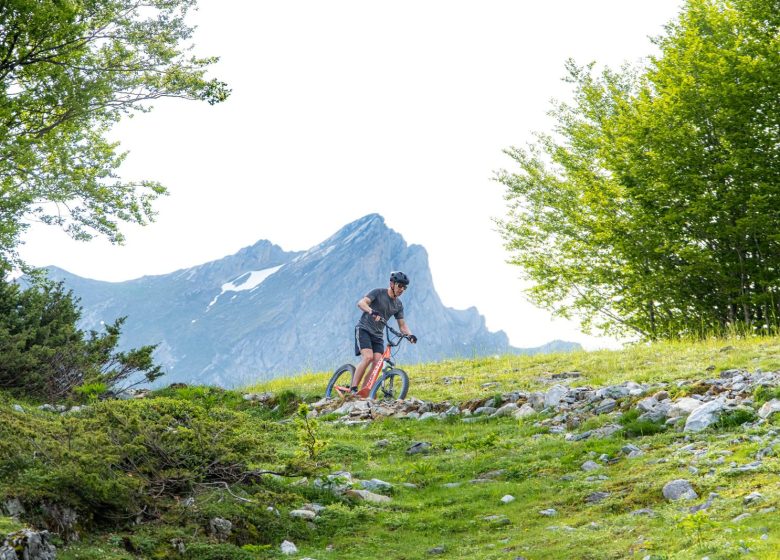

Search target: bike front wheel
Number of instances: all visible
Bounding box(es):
[325,364,356,398]
[369,368,409,400]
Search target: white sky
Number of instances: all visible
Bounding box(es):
[19,0,685,351]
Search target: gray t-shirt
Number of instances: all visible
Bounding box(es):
[356,288,404,336]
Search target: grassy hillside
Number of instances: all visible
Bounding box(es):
[4,336,780,559]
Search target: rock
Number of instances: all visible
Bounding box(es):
[528,392,546,411]
[594,398,617,414]
[636,397,658,412]
[586,492,610,504]
[758,399,780,419]
[2,498,24,518]
[653,390,670,401]
[0,546,16,560]
[689,493,717,513]
[208,517,232,541]
[428,545,446,554]
[290,509,317,520]
[345,489,392,504]
[744,492,763,505]
[406,442,432,455]
[11,404,24,413]
[40,503,79,541]
[171,538,186,554]
[473,406,497,416]
[544,385,569,408]
[513,403,537,418]
[359,479,393,493]
[668,397,703,417]
[500,495,515,504]
[581,461,601,472]
[418,412,440,421]
[243,391,274,402]
[684,400,725,432]
[374,439,390,448]
[492,403,519,417]
[662,479,698,501]
[4,530,57,560]
[280,540,298,555]
[539,508,557,516]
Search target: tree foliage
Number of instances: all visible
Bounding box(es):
[497,0,780,339]
[0,275,163,400]
[0,0,229,268]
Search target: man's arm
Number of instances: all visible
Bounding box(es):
[357,296,373,314]
[358,296,382,321]
[397,318,414,338]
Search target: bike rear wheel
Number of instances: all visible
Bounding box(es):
[369,368,409,400]
[325,364,356,398]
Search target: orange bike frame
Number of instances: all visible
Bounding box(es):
[356,345,392,398]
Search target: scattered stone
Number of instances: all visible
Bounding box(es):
[539,509,557,516]
[345,489,392,504]
[500,495,515,504]
[406,442,432,455]
[744,492,764,505]
[208,517,232,542]
[662,479,698,501]
[171,538,186,554]
[594,398,617,414]
[359,478,393,493]
[732,513,752,522]
[3,530,57,560]
[290,509,317,520]
[473,406,497,416]
[483,515,511,526]
[428,545,446,554]
[586,492,610,504]
[280,540,298,555]
[375,439,390,448]
[684,400,725,432]
[545,385,569,408]
[668,397,703,418]
[581,460,601,472]
[689,493,717,513]
[758,399,780,419]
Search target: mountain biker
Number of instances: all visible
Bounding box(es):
[351,271,417,393]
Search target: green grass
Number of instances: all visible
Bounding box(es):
[8,334,780,559]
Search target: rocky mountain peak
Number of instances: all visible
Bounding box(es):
[39,214,580,386]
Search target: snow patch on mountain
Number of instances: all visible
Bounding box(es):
[207,265,283,310]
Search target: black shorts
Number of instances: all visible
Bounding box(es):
[355,327,383,356]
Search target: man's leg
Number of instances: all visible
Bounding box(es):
[352,348,375,389]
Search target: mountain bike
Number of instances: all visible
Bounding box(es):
[325,319,413,400]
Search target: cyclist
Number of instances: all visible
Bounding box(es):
[351,271,417,393]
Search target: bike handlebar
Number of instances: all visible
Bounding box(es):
[374,316,416,345]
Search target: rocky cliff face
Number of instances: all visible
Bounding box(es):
[43,214,579,387]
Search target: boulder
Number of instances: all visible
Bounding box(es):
[684,400,725,432]
[758,399,780,419]
[544,385,569,408]
[668,397,703,417]
[662,479,698,501]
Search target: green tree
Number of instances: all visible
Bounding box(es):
[0,275,162,401]
[0,0,229,269]
[497,0,780,339]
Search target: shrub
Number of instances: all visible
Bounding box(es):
[0,276,162,401]
[753,385,780,406]
[713,408,757,429]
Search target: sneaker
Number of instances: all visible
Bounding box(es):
[350,386,358,395]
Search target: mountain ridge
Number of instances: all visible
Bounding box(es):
[39,214,580,386]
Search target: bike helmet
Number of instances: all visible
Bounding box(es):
[390,271,410,286]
